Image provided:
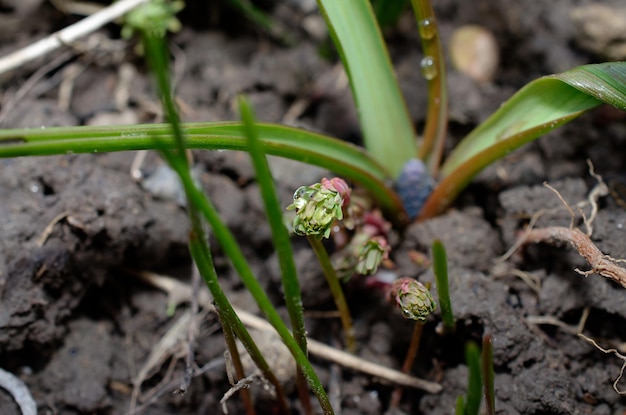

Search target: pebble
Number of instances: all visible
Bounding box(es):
[449,25,499,84]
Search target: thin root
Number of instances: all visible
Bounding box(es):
[579,333,626,395]
[526,307,590,335]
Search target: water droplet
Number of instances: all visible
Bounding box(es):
[420,56,437,80]
[29,183,39,193]
[418,18,436,40]
[618,223,623,229]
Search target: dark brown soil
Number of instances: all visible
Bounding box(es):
[1,0,626,414]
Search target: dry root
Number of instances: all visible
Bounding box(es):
[515,162,626,288]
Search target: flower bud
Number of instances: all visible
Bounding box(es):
[389,278,436,321]
[287,178,351,239]
[355,236,390,275]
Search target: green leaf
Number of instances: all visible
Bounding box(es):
[317,0,417,177]
[0,122,406,224]
[419,62,626,219]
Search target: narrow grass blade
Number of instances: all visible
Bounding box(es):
[0,122,405,224]
[173,162,335,414]
[189,217,284,414]
[239,98,307,352]
[432,239,454,331]
[317,0,417,177]
[455,396,465,415]
[421,62,626,219]
[141,24,291,413]
[464,342,482,415]
[239,97,314,412]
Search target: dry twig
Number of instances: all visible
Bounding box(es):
[131,270,442,394]
[0,0,150,76]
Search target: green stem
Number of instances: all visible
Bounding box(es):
[306,236,356,352]
[411,0,448,175]
[432,239,455,331]
[141,32,187,165]
[141,29,295,414]
[180,169,333,413]
[239,97,312,413]
[187,212,289,414]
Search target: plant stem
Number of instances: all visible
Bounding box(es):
[307,236,356,352]
[220,316,256,415]
[388,321,424,408]
[141,33,187,164]
[142,29,292,415]
[185,172,334,414]
[432,239,455,331]
[410,0,448,175]
[188,216,290,414]
[239,97,313,414]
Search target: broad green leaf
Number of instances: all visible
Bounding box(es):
[317,0,417,177]
[0,122,406,223]
[419,62,626,219]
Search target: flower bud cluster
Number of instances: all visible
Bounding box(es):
[288,177,350,239]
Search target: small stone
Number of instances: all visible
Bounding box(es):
[449,25,499,84]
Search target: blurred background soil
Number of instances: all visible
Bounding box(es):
[1,0,626,413]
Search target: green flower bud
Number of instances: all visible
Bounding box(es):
[355,236,390,275]
[287,178,350,239]
[389,278,436,321]
[122,0,184,39]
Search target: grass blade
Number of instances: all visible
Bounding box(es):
[464,342,482,415]
[239,97,314,412]
[140,22,291,413]
[0,122,405,224]
[317,0,417,177]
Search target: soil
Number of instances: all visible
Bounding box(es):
[1,0,626,414]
